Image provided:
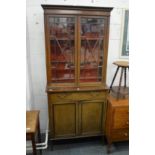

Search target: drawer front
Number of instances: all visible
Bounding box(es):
[49,91,106,103]
[111,129,129,141]
[113,106,129,129]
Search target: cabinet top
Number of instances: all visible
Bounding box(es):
[107,95,129,106]
[41,5,113,12]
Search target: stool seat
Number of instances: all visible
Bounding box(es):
[110,61,129,99]
[113,61,129,67]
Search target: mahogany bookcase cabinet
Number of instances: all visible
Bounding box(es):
[42,5,113,140]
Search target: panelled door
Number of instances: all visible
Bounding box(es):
[52,102,77,138]
[79,101,104,136]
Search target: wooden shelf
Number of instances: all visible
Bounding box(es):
[51,67,100,72]
[51,61,74,64]
[80,67,100,70]
[52,77,75,82]
[50,36,104,40]
[50,36,74,40]
[81,36,104,40]
[51,76,101,82]
[80,76,101,80]
[50,22,75,24]
[51,68,75,71]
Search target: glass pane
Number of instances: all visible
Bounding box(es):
[80,17,104,82]
[49,17,75,83]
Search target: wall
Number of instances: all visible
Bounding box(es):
[26,0,129,131]
[26,22,35,110]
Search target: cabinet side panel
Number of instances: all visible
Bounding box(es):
[102,17,110,84]
[44,15,52,83]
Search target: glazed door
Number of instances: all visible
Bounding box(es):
[47,15,108,86]
[47,16,77,85]
[78,17,105,84]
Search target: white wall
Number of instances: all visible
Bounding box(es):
[26,0,129,131]
[26,21,34,110]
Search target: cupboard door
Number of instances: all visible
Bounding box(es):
[53,103,76,138]
[79,17,105,83]
[48,16,76,84]
[80,101,103,135]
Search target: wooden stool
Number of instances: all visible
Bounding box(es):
[26,110,41,155]
[109,61,129,99]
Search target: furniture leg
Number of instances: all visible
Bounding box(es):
[124,67,127,87]
[37,120,42,155]
[109,66,119,91]
[101,136,106,146]
[50,140,54,150]
[117,67,123,99]
[32,133,37,155]
[38,120,41,142]
[107,140,112,154]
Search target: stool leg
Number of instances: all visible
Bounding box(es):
[124,67,127,88]
[117,67,124,99]
[109,66,119,91]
